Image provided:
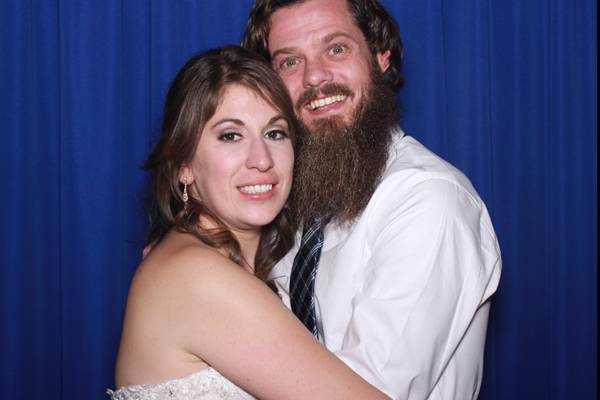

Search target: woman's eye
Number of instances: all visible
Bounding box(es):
[265,129,288,140]
[218,132,241,142]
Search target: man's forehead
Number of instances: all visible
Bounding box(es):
[267,0,363,53]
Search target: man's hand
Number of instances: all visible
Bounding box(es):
[142,241,158,259]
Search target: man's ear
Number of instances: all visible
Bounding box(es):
[179,166,194,185]
[376,50,391,73]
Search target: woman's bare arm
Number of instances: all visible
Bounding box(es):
[175,247,390,400]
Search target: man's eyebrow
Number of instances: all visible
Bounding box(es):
[322,31,359,45]
[271,47,297,60]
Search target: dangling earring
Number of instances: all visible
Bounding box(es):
[182,178,189,204]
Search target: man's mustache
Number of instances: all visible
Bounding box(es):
[295,83,355,112]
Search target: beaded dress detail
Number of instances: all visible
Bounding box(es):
[107,368,255,400]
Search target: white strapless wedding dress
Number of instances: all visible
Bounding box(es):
[107,368,256,400]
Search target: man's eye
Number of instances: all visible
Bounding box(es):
[279,58,300,70]
[330,44,348,56]
[265,129,288,140]
[218,132,241,142]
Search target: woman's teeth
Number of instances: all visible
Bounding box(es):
[239,184,273,194]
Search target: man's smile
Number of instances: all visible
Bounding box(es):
[306,95,348,111]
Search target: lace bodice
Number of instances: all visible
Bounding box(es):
[107,368,256,400]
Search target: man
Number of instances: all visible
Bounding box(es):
[242,0,501,399]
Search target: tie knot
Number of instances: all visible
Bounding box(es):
[304,216,330,235]
[300,219,327,249]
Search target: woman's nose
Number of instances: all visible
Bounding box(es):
[245,138,274,171]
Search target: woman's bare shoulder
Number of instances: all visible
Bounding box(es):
[133,230,260,301]
[140,231,227,272]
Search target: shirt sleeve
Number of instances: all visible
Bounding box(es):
[334,177,501,399]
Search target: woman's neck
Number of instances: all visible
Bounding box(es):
[197,215,261,274]
[231,229,261,273]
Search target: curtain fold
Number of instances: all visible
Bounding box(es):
[0,1,596,398]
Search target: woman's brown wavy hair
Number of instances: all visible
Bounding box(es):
[144,46,298,282]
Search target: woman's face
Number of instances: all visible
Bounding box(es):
[184,84,294,233]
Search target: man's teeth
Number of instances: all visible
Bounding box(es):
[239,184,273,194]
[307,95,346,111]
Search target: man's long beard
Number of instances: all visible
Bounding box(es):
[290,71,399,227]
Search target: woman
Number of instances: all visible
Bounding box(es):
[109,46,388,400]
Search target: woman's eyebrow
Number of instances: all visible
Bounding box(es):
[268,115,287,125]
[210,118,244,129]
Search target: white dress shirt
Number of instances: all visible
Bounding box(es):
[270,129,502,400]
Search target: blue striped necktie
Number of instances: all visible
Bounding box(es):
[290,220,325,338]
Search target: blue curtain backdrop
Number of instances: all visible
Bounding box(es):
[0,1,596,399]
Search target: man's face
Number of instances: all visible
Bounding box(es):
[267,0,389,130]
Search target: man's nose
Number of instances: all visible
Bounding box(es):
[302,57,333,88]
[245,138,274,171]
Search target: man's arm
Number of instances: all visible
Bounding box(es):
[335,177,501,399]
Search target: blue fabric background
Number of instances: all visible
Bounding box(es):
[0,1,596,399]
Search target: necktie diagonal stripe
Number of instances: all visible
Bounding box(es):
[290,220,325,338]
